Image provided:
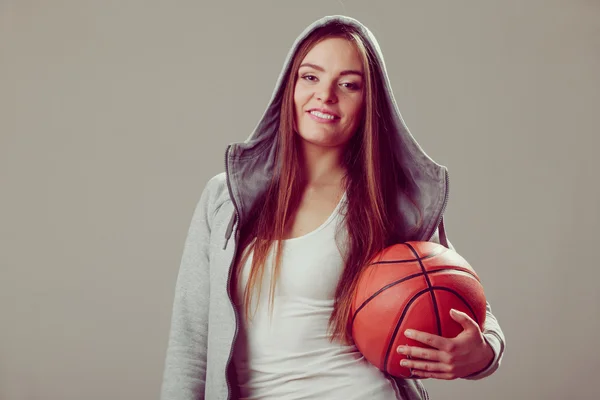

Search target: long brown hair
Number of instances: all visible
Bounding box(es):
[235,22,421,344]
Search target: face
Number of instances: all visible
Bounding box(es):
[293,37,365,149]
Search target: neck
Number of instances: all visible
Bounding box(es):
[297,139,347,189]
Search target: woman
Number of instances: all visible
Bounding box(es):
[160,15,505,400]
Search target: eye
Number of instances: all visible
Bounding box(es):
[341,82,361,91]
[301,74,318,82]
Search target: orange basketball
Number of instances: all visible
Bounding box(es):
[350,241,487,379]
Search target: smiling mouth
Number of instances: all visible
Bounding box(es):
[307,110,340,121]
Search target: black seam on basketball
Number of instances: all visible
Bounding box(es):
[367,243,446,266]
[351,271,425,327]
[430,287,481,326]
[382,287,431,374]
[405,242,442,337]
[350,268,480,327]
[428,267,480,282]
[368,246,444,265]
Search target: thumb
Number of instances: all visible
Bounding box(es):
[450,308,477,331]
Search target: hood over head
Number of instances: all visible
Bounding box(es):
[224,15,449,244]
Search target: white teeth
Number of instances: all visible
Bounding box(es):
[310,110,336,120]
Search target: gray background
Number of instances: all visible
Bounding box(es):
[1,0,599,399]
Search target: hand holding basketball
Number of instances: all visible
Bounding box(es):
[396,309,494,380]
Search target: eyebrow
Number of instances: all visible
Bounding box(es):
[299,63,363,77]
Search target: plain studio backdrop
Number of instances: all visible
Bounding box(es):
[1,1,599,399]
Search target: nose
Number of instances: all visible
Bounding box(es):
[316,83,337,104]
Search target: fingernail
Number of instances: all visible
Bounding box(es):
[401,360,408,366]
[397,346,407,354]
[405,330,413,338]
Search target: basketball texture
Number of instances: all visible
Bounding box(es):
[350,241,487,379]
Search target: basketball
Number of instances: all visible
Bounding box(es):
[350,241,487,379]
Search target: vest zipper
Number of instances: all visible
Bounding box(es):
[224,144,241,400]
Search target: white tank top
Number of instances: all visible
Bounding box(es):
[233,193,401,400]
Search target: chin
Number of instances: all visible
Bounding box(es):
[297,132,349,149]
[295,119,355,148]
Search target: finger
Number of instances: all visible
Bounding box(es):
[400,358,452,373]
[404,329,450,351]
[396,345,443,361]
[450,309,479,332]
[411,369,458,380]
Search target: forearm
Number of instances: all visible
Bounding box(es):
[462,301,506,380]
[429,223,506,380]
